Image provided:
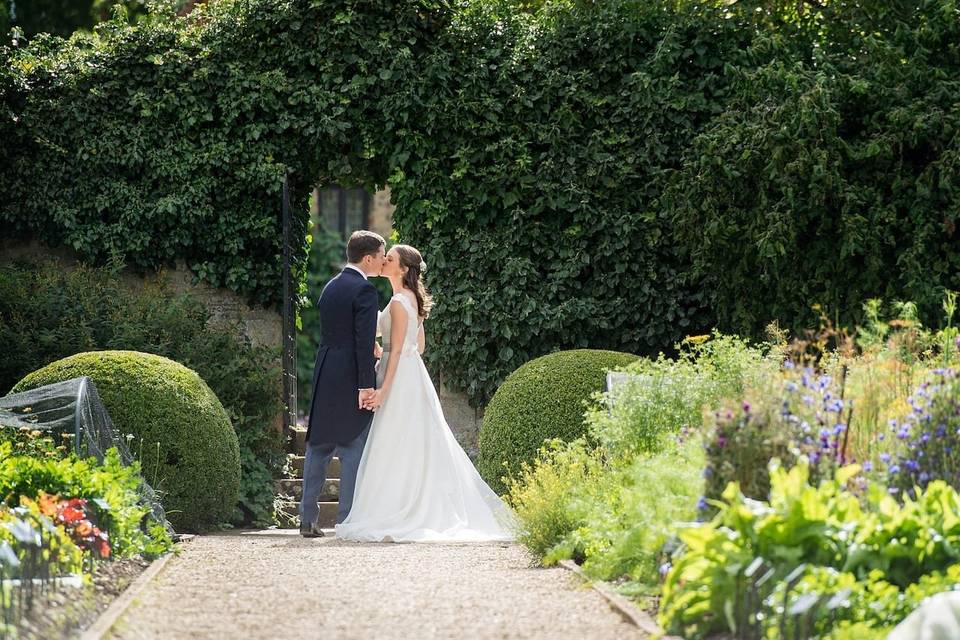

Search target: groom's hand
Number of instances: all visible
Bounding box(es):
[358,388,375,410]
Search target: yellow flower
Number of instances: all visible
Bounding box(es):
[685,334,711,345]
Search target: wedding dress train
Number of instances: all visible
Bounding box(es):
[335,294,515,542]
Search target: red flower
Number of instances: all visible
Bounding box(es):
[58,506,85,525]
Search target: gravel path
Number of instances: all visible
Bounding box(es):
[107,530,645,639]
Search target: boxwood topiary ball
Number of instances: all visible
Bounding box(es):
[12,350,241,532]
[477,349,638,495]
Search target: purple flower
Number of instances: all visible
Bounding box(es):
[890,464,901,474]
[660,562,672,577]
[786,382,798,393]
[702,467,713,478]
[906,459,920,472]
[919,472,930,484]
[898,427,911,440]
[863,461,873,472]
[880,453,891,463]
[743,401,752,413]
[697,496,708,511]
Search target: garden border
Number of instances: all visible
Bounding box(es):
[558,559,678,639]
[79,535,195,640]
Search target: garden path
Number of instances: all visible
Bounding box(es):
[106,530,645,639]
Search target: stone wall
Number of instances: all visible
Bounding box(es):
[436,372,485,460]
[0,239,282,350]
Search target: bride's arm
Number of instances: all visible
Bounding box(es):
[417,324,425,354]
[376,299,409,398]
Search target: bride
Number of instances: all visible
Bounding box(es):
[335,244,515,543]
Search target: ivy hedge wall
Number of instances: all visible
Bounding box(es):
[2,0,958,405]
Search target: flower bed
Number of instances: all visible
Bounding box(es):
[0,428,173,637]
[506,299,960,638]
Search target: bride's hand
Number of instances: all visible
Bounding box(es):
[370,388,387,410]
[373,342,383,359]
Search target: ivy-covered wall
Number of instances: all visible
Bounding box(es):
[3,0,958,405]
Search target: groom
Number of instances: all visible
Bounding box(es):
[300,230,386,537]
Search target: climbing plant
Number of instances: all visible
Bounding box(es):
[2,0,958,405]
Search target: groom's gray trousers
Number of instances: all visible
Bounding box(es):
[300,423,370,527]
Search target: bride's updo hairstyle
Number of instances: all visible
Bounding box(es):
[393,244,434,320]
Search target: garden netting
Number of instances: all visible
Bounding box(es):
[0,377,170,531]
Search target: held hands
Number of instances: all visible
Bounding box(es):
[358,387,385,412]
[373,342,383,360]
[358,388,375,410]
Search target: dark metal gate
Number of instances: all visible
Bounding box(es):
[281,173,297,438]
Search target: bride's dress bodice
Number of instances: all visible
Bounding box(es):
[378,293,421,356]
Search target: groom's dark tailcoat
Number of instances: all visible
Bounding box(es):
[307,267,379,446]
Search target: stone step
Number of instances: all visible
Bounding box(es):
[286,455,340,479]
[274,478,339,501]
[289,426,307,455]
[316,502,339,528]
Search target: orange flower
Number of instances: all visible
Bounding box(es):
[37,491,60,517]
[75,521,94,537]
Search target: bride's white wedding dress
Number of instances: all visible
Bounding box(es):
[335,293,516,543]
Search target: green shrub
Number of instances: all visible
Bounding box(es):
[12,351,240,531]
[505,439,605,561]
[587,333,774,459]
[506,431,704,597]
[557,437,704,594]
[0,261,282,524]
[478,349,637,494]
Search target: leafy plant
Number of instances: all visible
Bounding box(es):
[0,442,174,558]
[661,460,960,639]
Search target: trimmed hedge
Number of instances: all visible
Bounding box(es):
[478,349,638,495]
[12,350,241,532]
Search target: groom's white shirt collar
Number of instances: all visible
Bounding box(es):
[345,263,368,280]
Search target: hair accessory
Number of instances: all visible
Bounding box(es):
[419,260,427,272]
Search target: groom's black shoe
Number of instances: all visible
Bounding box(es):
[299,522,325,538]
